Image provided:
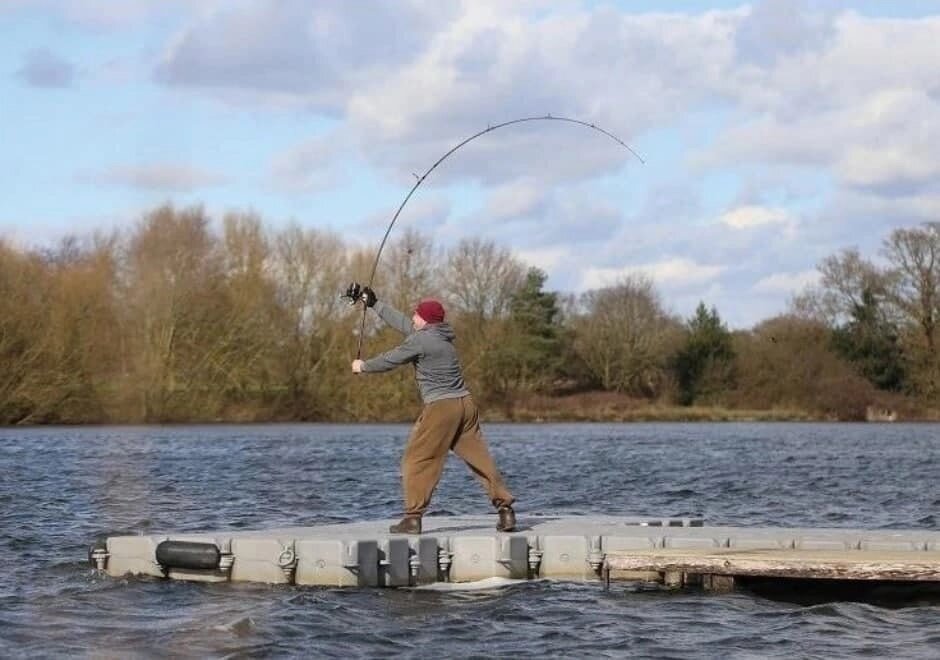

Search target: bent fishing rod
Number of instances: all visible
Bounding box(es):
[346,114,645,359]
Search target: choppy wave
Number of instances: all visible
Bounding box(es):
[0,422,938,658]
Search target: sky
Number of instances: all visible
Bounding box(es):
[2,0,939,328]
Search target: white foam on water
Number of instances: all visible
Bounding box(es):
[210,616,255,636]
[411,576,529,592]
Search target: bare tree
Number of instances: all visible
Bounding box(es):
[0,241,51,423]
[271,223,350,416]
[209,212,282,408]
[441,237,526,323]
[120,204,222,420]
[436,238,528,390]
[791,248,892,326]
[882,222,940,395]
[375,228,441,310]
[222,211,268,278]
[42,234,121,421]
[882,223,940,354]
[571,275,681,397]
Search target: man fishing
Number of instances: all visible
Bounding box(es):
[345,282,516,535]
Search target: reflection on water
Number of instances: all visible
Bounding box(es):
[0,422,938,657]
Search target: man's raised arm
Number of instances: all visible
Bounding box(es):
[362,287,412,335]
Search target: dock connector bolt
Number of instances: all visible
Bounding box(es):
[88,541,109,571]
[218,554,235,574]
[527,537,543,579]
[277,542,298,584]
[218,539,234,575]
[438,540,453,582]
[588,535,605,574]
[341,543,361,574]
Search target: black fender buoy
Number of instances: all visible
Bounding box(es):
[156,540,221,570]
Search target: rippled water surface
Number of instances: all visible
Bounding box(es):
[1,422,938,658]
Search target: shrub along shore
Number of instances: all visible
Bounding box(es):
[2,205,938,425]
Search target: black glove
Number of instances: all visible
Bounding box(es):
[361,286,377,308]
[343,282,361,304]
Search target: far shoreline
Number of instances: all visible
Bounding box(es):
[2,403,938,428]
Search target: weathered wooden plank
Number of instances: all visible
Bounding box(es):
[604,549,940,582]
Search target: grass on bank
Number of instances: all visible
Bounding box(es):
[489,392,814,422]
[485,390,940,423]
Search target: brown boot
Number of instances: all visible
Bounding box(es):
[389,516,422,534]
[496,506,516,532]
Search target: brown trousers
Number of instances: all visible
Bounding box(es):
[401,395,514,516]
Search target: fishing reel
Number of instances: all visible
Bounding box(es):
[341,282,363,306]
[342,282,377,308]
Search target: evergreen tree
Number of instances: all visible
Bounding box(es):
[673,302,735,405]
[831,288,905,391]
[483,268,564,415]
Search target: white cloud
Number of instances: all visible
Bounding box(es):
[831,189,940,227]
[270,134,341,194]
[577,265,638,290]
[482,178,547,222]
[836,145,940,191]
[143,3,940,201]
[152,3,718,184]
[734,0,836,67]
[753,269,819,294]
[154,1,457,112]
[720,205,792,230]
[78,163,228,192]
[466,181,622,250]
[10,2,940,333]
[149,3,940,223]
[356,196,452,238]
[346,5,726,185]
[699,15,940,189]
[580,257,725,291]
[640,257,726,286]
[514,246,569,273]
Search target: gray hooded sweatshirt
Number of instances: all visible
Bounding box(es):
[361,300,469,404]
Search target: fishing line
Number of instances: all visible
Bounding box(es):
[353,114,644,358]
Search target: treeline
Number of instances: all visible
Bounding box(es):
[1,205,938,424]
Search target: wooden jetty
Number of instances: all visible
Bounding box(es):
[90,515,940,592]
[603,548,940,592]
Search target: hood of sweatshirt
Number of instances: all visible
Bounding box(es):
[422,322,455,342]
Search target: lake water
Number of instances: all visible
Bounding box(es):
[0,422,938,658]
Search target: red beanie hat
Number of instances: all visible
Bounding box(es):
[415,299,445,324]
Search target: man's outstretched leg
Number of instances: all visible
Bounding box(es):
[392,399,462,534]
[451,396,516,531]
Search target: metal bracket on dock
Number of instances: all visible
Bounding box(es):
[437,539,453,582]
[588,535,605,574]
[88,543,109,571]
[218,539,234,575]
[527,537,543,579]
[276,541,298,583]
[218,553,235,574]
[341,542,361,574]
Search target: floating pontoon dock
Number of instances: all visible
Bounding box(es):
[90,516,940,591]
